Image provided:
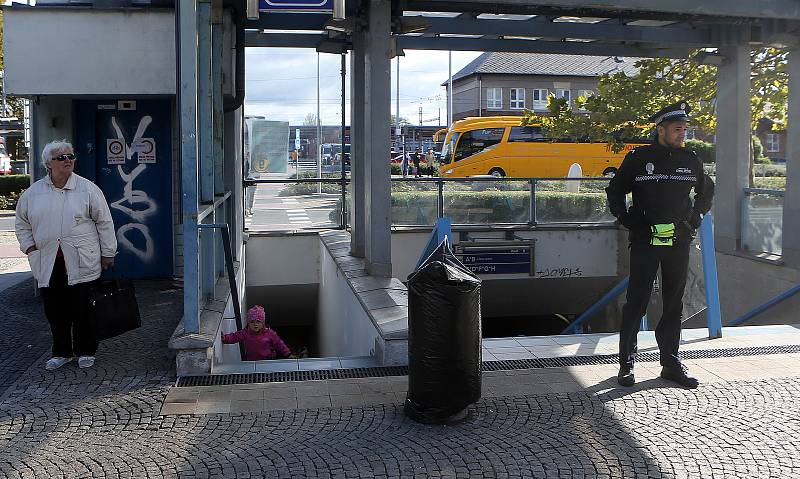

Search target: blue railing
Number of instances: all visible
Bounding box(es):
[561,214,722,338]
[414,217,453,271]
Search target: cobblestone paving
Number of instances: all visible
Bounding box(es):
[2,280,800,478]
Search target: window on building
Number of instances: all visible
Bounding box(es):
[510,88,526,109]
[555,89,571,105]
[766,133,780,152]
[685,128,697,140]
[576,90,593,110]
[508,126,547,142]
[454,128,506,162]
[532,89,549,109]
[487,88,502,109]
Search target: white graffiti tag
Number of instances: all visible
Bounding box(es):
[109,116,158,262]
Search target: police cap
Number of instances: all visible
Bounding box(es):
[649,100,691,126]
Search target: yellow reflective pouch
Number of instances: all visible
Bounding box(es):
[650,236,674,247]
[650,223,675,237]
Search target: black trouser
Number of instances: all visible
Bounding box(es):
[619,241,690,369]
[40,256,98,358]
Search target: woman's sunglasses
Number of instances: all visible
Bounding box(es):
[53,153,76,162]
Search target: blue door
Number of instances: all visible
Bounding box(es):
[74,100,173,278]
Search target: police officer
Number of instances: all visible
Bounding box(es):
[606,100,714,388]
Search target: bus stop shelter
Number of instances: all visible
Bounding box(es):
[173,0,800,339]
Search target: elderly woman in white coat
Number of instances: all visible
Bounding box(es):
[15,140,117,371]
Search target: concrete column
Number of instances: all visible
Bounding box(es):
[350,26,367,258]
[178,0,201,332]
[198,0,214,205]
[363,0,392,277]
[714,46,751,254]
[783,49,800,267]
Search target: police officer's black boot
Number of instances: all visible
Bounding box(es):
[617,364,635,387]
[660,363,699,389]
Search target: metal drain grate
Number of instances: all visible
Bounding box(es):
[176,344,800,387]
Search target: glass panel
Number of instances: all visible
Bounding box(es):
[742,192,783,255]
[246,181,343,232]
[453,128,505,163]
[534,179,613,223]
[391,180,438,226]
[442,179,530,225]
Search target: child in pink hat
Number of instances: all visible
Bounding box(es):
[221,305,291,361]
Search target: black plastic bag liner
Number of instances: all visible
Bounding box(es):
[404,237,482,424]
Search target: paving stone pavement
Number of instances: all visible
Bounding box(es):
[2,278,800,478]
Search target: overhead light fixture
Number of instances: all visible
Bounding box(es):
[395,16,430,34]
[325,17,356,33]
[695,51,725,66]
[246,0,259,21]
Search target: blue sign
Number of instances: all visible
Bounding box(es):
[456,248,532,275]
[260,0,333,11]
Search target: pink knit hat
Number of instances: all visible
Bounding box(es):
[246,305,266,324]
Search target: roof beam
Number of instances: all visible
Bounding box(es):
[245,31,330,48]
[243,12,329,30]
[405,0,800,21]
[397,36,689,58]
[423,15,718,46]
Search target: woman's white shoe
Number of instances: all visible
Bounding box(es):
[45,357,73,370]
[78,356,96,369]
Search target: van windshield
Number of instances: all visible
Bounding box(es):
[453,128,505,162]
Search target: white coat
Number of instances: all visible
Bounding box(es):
[15,173,117,287]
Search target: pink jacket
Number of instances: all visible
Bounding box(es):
[222,328,291,361]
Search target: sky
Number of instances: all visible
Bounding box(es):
[244,48,483,127]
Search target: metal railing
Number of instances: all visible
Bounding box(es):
[245,176,615,230]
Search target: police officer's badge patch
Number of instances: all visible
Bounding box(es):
[646,162,655,175]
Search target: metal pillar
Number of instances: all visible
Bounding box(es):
[350,27,366,257]
[363,0,392,277]
[212,2,225,279]
[783,49,800,267]
[198,0,215,299]
[178,0,200,333]
[198,0,214,205]
[713,46,751,254]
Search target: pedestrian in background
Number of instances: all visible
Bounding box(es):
[412,148,422,177]
[606,100,714,389]
[15,140,117,371]
[401,152,409,177]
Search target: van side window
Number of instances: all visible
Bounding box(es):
[508,126,546,143]
[454,128,505,162]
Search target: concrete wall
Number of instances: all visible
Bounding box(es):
[30,98,74,179]
[5,9,176,96]
[317,239,380,358]
[716,253,800,326]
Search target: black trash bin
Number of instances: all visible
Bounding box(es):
[404,237,482,423]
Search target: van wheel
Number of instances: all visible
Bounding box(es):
[489,168,506,178]
[603,167,617,177]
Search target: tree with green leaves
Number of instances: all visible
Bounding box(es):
[522,48,788,184]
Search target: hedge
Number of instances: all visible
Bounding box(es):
[0,175,30,196]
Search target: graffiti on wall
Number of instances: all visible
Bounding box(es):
[109,115,157,262]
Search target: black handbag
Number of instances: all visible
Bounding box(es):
[89,276,141,341]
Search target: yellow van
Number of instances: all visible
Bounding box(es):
[439,116,647,178]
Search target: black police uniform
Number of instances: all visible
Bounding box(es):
[605,101,714,372]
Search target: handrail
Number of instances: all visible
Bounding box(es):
[197,223,244,358]
[561,277,629,335]
[414,217,452,271]
[743,187,785,196]
[728,284,800,327]
[562,214,723,338]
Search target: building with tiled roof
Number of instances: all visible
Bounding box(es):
[444,52,639,121]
